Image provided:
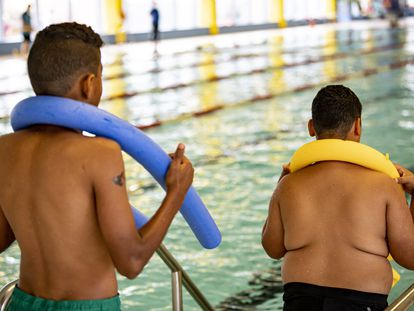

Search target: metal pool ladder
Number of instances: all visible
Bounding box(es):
[386,283,414,311]
[0,280,17,311]
[156,243,215,311]
[0,244,214,311]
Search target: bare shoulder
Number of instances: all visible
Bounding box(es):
[78,136,123,164]
[65,134,119,154]
[368,171,403,196]
[358,170,406,208]
[0,133,13,140]
[277,171,302,189]
[0,132,26,154]
[88,136,120,148]
[84,136,121,153]
[272,173,297,199]
[70,136,125,186]
[0,132,18,144]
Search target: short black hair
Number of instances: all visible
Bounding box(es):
[311,85,362,138]
[28,22,103,96]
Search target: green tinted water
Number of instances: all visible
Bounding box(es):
[1,21,414,310]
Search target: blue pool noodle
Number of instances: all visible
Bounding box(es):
[11,96,221,249]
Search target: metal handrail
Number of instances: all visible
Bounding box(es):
[386,284,414,311]
[157,244,215,311]
[172,271,184,311]
[0,280,17,311]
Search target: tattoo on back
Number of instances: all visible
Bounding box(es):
[112,171,125,187]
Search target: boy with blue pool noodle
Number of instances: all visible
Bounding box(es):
[262,85,414,311]
[0,22,195,310]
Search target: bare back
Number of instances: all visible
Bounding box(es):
[0,126,119,300]
[274,162,406,294]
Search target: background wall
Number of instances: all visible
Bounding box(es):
[0,0,337,43]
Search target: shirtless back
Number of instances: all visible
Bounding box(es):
[274,161,404,294]
[0,127,120,299]
[0,23,195,306]
[262,85,414,309]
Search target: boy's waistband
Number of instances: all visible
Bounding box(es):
[7,285,121,311]
[283,282,388,306]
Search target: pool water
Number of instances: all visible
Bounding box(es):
[1,19,414,310]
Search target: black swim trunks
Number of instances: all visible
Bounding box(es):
[283,282,388,311]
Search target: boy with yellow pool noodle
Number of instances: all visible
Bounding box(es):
[262,85,414,311]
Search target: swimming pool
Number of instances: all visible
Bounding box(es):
[1,19,414,310]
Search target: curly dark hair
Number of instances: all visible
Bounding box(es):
[28,22,103,96]
[311,85,362,138]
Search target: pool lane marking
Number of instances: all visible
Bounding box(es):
[0,26,398,83]
[134,56,414,131]
[102,29,401,81]
[0,37,410,120]
[102,40,410,101]
[0,28,406,95]
[0,56,412,124]
[101,26,404,69]
[67,37,408,102]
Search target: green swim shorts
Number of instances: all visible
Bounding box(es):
[6,286,121,311]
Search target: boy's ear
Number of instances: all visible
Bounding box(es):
[347,117,361,142]
[81,73,96,101]
[308,119,316,137]
[354,117,361,136]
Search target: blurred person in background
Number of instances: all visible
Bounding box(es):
[384,0,402,27]
[21,5,32,55]
[150,2,160,55]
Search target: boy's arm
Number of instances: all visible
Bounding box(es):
[0,206,15,253]
[91,140,193,279]
[387,167,414,269]
[262,183,286,259]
